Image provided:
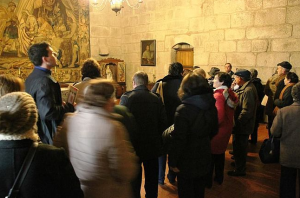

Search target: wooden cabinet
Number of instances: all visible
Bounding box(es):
[98,58,126,98]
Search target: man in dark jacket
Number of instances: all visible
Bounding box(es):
[151,62,183,185]
[229,69,258,176]
[25,42,74,144]
[120,71,167,198]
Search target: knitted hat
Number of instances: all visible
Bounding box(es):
[277,61,292,70]
[235,69,251,81]
[208,67,220,76]
[0,92,38,136]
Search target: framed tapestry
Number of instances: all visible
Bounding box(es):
[141,40,156,66]
[0,0,90,82]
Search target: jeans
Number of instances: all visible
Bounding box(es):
[158,155,166,184]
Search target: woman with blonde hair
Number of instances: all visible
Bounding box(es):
[54,79,137,198]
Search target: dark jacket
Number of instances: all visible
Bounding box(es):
[169,93,218,177]
[25,68,74,144]
[120,85,167,160]
[274,84,294,108]
[251,77,264,121]
[0,140,83,198]
[151,75,182,126]
[233,81,258,135]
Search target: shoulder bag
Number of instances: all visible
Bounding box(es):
[259,136,280,164]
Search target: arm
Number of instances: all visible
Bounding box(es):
[119,94,129,106]
[270,109,283,138]
[214,92,226,125]
[238,88,257,125]
[274,87,293,108]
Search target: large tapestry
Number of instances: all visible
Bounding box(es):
[0,0,90,82]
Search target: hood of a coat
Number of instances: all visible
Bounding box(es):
[182,93,215,110]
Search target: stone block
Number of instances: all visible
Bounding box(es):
[90,26,110,38]
[135,25,149,33]
[225,29,246,40]
[237,41,252,52]
[194,50,209,65]
[174,7,202,19]
[214,0,245,14]
[157,41,165,52]
[153,31,166,41]
[246,24,292,39]
[168,20,189,34]
[209,53,226,65]
[192,33,210,48]
[216,15,231,29]
[205,41,219,52]
[257,52,290,67]
[204,16,217,31]
[111,27,122,38]
[255,8,286,26]
[252,40,269,52]
[288,0,300,5]
[231,12,255,28]
[272,39,300,51]
[203,0,214,16]
[129,16,139,27]
[209,30,224,41]
[246,0,263,10]
[227,53,256,66]
[189,17,205,32]
[263,0,287,8]
[287,6,300,24]
[290,52,300,67]
[293,24,300,38]
[219,41,237,52]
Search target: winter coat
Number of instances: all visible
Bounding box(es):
[211,87,238,154]
[274,84,295,109]
[53,104,138,198]
[233,81,258,135]
[151,75,182,126]
[120,85,168,160]
[169,93,218,177]
[74,77,91,103]
[271,102,300,169]
[0,139,83,198]
[25,68,74,144]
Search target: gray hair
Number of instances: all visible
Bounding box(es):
[133,71,148,86]
[292,82,300,102]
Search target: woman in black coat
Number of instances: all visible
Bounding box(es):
[169,73,218,198]
[0,92,83,198]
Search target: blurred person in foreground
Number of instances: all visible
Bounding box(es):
[0,75,24,96]
[54,79,137,198]
[271,82,300,198]
[0,92,83,198]
[193,68,207,78]
[25,42,74,144]
[169,73,218,198]
[207,72,238,187]
[74,58,101,103]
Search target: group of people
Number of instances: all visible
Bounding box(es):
[1,41,300,198]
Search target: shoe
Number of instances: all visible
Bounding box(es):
[230,162,235,167]
[227,170,246,177]
[229,150,234,155]
[231,156,235,160]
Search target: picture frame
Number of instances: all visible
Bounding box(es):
[141,40,156,66]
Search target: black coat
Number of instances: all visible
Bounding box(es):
[151,75,182,126]
[120,85,167,161]
[169,93,218,177]
[0,140,83,198]
[25,68,74,144]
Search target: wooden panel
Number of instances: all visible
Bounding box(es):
[176,50,194,68]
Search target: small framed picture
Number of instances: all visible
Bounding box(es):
[67,85,79,105]
[141,40,156,66]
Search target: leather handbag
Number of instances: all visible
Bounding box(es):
[259,136,280,164]
[6,142,38,198]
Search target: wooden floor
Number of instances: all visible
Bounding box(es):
[140,123,283,198]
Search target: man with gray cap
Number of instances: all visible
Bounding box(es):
[228,69,258,176]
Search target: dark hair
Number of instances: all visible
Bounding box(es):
[225,63,232,68]
[286,72,299,83]
[168,62,183,76]
[133,71,148,86]
[250,69,258,79]
[0,75,24,97]
[178,72,212,100]
[81,58,101,80]
[215,72,232,87]
[27,42,50,66]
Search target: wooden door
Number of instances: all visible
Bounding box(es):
[176,49,194,69]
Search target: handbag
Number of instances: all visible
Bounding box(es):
[259,136,280,164]
[6,141,38,198]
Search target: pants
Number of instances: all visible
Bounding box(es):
[177,174,206,198]
[207,153,225,187]
[268,114,275,137]
[132,158,159,198]
[232,134,249,173]
[280,165,300,198]
[250,119,259,144]
[158,155,177,183]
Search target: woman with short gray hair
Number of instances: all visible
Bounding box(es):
[271,82,300,198]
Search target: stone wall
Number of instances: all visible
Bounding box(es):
[90,0,300,89]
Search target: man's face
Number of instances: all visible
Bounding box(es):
[44,47,57,67]
[277,66,285,75]
[234,75,242,86]
[224,64,231,73]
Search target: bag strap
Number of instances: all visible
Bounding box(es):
[279,83,295,99]
[6,141,38,198]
